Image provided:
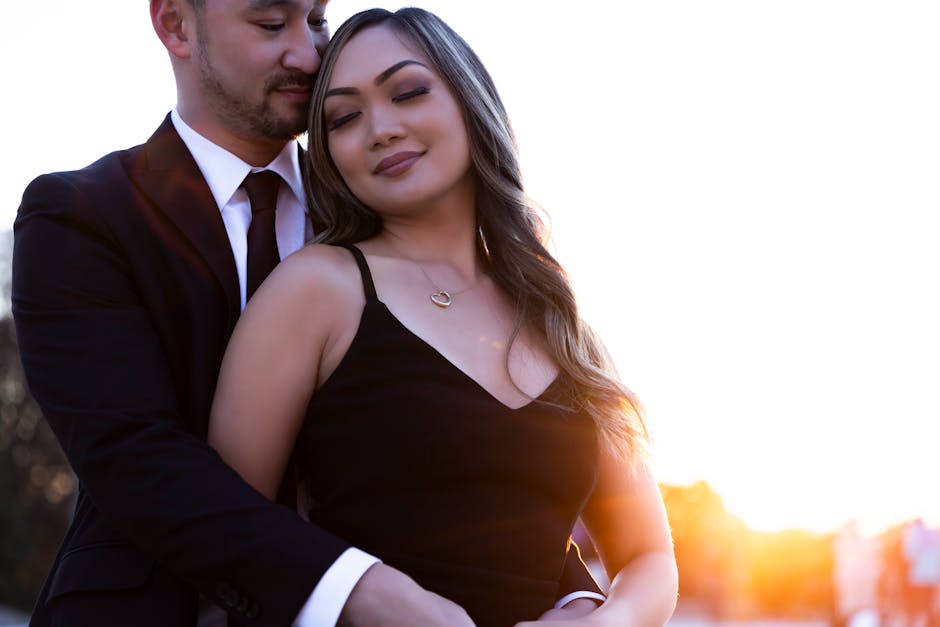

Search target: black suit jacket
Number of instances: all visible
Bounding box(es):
[13,115,601,627]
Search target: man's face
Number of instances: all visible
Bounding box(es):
[192,0,329,141]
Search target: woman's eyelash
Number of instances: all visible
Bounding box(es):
[328,112,360,131]
[392,87,430,103]
[326,86,430,131]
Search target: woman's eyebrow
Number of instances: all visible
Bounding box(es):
[374,60,428,86]
[326,59,429,98]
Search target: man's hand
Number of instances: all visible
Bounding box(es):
[338,563,475,627]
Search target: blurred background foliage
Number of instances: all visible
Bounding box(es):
[660,481,835,620]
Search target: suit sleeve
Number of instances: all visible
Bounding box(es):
[12,172,349,626]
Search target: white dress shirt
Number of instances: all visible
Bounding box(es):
[170,109,311,310]
[170,110,379,627]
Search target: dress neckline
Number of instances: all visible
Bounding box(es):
[335,242,562,412]
[373,301,562,412]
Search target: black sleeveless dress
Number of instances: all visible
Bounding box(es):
[293,245,599,626]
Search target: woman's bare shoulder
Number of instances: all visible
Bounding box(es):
[268,244,362,296]
[243,243,366,326]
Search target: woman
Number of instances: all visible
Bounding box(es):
[209,8,677,626]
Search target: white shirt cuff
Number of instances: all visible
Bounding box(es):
[554,590,607,610]
[293,548,381,627]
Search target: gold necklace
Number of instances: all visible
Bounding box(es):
[386,241,480,309]
[413,262,479,309]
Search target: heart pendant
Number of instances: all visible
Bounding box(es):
[430,291,453,308]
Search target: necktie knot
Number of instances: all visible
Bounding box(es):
[242,170,282,215]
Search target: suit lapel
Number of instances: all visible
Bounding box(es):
[129,115,241,318]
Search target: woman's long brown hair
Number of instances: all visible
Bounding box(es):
[304,8,649,460]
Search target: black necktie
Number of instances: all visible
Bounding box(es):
[242,170,282,301]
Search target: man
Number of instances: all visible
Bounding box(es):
[12,1,603,625]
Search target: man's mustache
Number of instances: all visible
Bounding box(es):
[266,73,314,92]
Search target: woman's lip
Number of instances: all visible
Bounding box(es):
[373,151,424,176]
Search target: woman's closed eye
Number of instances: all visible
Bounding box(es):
[326,86,429,131]
[392,87,430,103]
[327,111,361,131]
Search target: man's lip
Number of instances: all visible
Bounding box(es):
[373,151,424,176]
[274,87,312,104]
[274,85,312,97]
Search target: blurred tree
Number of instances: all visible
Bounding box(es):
[661,480,836,619]
[1,230,9,317]
[661,480,750,618]
[746,528,835,616]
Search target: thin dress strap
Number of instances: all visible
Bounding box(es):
[337,243,377,303]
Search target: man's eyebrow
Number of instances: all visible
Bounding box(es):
[325,60,429,98]
[246,0,294,10]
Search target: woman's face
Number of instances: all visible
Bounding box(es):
[322,24,473,217]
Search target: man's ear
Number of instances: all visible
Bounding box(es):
[151,0,195,59]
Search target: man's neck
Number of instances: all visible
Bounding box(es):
[176,107,291,167]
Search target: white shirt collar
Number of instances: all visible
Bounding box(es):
[170,108,306,213]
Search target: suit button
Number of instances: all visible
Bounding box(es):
[217,583,238,608]
[237,596,250,613]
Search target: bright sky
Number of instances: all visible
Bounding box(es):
[3,1,939,535]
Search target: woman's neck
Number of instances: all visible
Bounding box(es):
[374,217,482,285]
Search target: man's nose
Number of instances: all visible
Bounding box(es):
[283,28,325,75]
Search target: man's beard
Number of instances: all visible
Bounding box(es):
[198,54,312,141]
